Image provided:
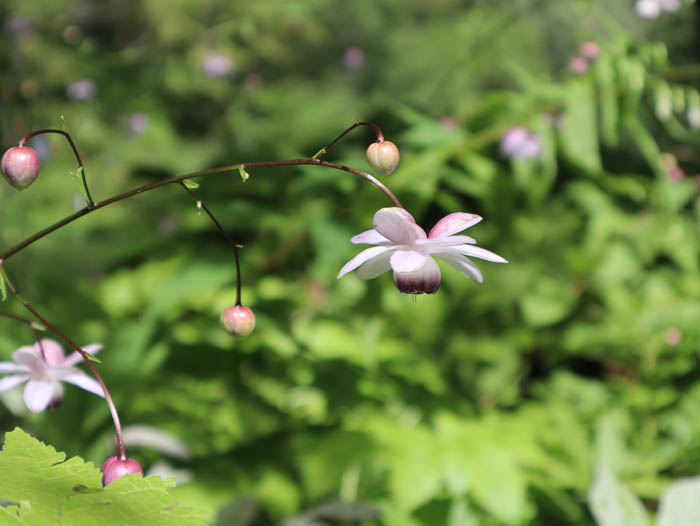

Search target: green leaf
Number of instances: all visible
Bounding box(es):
[182,180,200,189]
[0,427,207,526]
[71,166,91,205]
[588,466,649,526]
[0,273,6,302]
[657,477,700,526]
[60,115,70,133]
[558,79,601,175]
[84,353,102,364]
[238,166,250,182]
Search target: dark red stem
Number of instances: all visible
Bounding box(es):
[18,128,95,207]
[179,182,243,306]
[0,158,401,262]
[0,263,126,459]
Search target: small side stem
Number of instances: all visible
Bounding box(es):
[0,312,46,356]
[0,261,125,459]
[313,121,385,159]
[18,128,95,208]
[179,183,243,306]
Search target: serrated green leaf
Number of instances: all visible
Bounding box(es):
[0,427,207,526]
[183,180,199,189]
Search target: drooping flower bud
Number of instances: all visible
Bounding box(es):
[220,305,256,339]
[366,140,400,175]
[1,146,40,190]
[101,456,144,486]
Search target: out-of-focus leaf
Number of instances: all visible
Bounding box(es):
[558,79,601,175]
[588,466,649,526]
[657,477,700,526]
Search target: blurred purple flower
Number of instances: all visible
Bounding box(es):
[0,339,103,413]
[31,135,51,161]
[125,112,151,135]
[67,79,98,101]
[342,47,365,69]
[500,126,542,159]
[6,16,33,38]
[569,56,589,75]
[202,53,234,78]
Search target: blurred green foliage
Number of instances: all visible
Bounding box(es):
[1,0,700,524]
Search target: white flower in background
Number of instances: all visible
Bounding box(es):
[338,207,507,294]
[66,79,97,101]
[635,0,681,18]
[500,126,542,159]
[202,53,234,78]
[688,105,700,130]
[0,339,103,413]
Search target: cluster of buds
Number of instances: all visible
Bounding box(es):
[569,41,601,75]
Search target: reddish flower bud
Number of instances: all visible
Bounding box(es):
[220,305,256,339]
[1,146,40,190]
[101,456,144,486]
[366,140,400,175]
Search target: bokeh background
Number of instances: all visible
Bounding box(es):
[1,1,700,524]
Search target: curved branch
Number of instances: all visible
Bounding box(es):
[0,158,402,261]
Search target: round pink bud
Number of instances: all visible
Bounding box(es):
[1,146,40,190]
[101,456,144,486]
[579,41,600,60]
[366,140,400,175]
[220,305,256,339]
[569,56,589,75]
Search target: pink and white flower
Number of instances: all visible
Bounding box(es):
[0,339,103,413]
[338,208,507,294]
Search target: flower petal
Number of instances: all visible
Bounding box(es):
[390,250,428,273]
[434,251,484,283]
[447,245,508,263]
[34,339,66,366]
[12,350,46,377]
[357,250,393,280]
[58,372,105,397]
[416,235,476,249]
[23,379,55,413]
[351,229,391,245]
[428,213,482,238]
[337,246,395,278]
[0,374,29,393]
[0,361,28,373]
[63,343,103,367]
[373,208,426,245]
[393,256,441,294]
